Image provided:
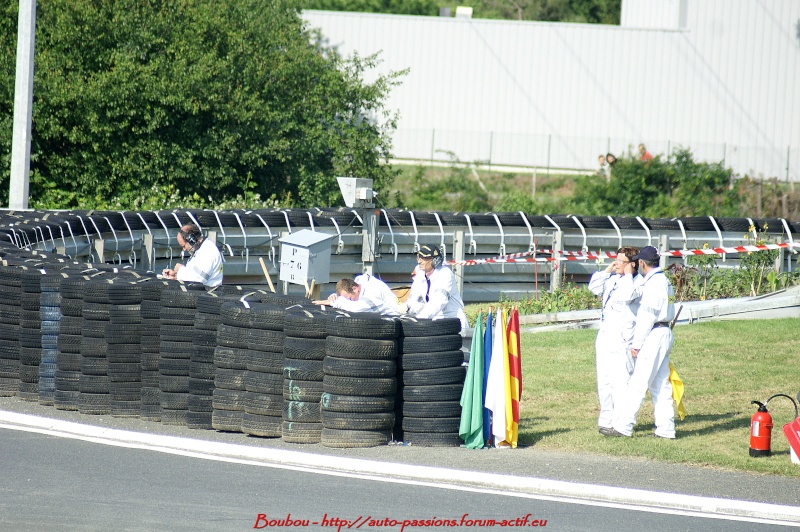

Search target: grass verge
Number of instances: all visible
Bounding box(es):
[517,318,800,477]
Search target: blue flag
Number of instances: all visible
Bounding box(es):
[482,310,494,444]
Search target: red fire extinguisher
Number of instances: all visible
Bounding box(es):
[750,401,773,457]
[750,394,799,457]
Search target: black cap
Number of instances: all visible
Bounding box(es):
[631,245,659,262]
[417,245,441,259]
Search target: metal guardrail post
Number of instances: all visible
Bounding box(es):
[93,238,104,264]
[550,230,562,292]
[453,230,465,298]
[659,234,669,270]
[143,233,154,271]
[362,209,377,276]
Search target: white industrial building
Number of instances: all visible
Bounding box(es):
[304,0,800,180]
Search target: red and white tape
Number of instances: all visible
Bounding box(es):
[447,242,800,266]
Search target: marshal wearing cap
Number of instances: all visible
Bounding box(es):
[631,245,659,262]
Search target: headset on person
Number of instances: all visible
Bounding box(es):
[179,226,203,250]
[418,244,443,268]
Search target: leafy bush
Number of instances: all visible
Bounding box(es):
[1,0,401,209]
[567,148,743,217]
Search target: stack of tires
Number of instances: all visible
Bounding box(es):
[212,301,251,432]
[281,308,328,444]
[55,273,96,411]
[38,269,68,406]
[107,281,145,418]
[139,280,169,422]
[0,265,23,397]
[241,303,286,438]
[189,291,231,429]
[320,313,400,448]
[19,269,43,402]
[79,278,116,415]
[396,317,466,447]
[158,284,204,425]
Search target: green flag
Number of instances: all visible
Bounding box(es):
[459,311,485,448]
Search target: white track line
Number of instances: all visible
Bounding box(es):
[1,411,798,527]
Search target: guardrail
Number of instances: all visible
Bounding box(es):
[1,209,796,303]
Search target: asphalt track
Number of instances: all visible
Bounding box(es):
[1,397,798,527]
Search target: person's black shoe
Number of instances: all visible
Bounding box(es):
[601,427,629,437]
[598,427,614,436]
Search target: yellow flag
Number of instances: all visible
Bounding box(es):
[669,362,686,420]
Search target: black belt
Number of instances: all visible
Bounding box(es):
[652,322,670,328]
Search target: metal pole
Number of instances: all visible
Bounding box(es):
[453,230,465,300]
[488,131,493,173]
[362,209,377,276]
[9,0,37,210]
[546,134,551,176]
[430,129,435,165]
[550,230,562,292]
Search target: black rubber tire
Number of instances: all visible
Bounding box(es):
[397,317,461,337]
[283,309,328,339]
[246,328,285,352]
[402,416,461,433]
[323,356,396,378]
[326,313,400,339]
[214,346,248,370]
[320,428,390,448]
[283,337,326,361]
[398,350,465,371]
[283,379,324,401]
[282,400,321,423]
[322,375,396,397]
[325,336,398,360]
[212,388,245,411]
[212,409,243,432]
[244,391,283,417]
[399,366,466,387]
[401,334,463,354]
[247,350,284,373]
[281,421,322,444]
[321,410,395,431]
[402,400,462,418]
[247,303,286,331]
[402,431,463,447]
[283,358,324,381]
[241,412,282,438]
[320,393,394,414]
[401,384,463,402]
[214,368,247,390]
[243,370,283,394]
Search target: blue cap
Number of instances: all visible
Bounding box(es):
[631,246,659,261]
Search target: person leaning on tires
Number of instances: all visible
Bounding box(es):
[405,245,468,331]
[313,274,401,316]
[161,224,224,287]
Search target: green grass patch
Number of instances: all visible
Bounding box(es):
[516,318,800,477]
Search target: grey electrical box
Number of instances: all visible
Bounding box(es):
[278,230,333,286]
[337,177,374,208]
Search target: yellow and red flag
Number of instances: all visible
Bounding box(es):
[506,308,522,447]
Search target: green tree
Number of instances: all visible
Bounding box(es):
[301,0,439,16]
[300,0,620,24]
[0,0,402,209]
